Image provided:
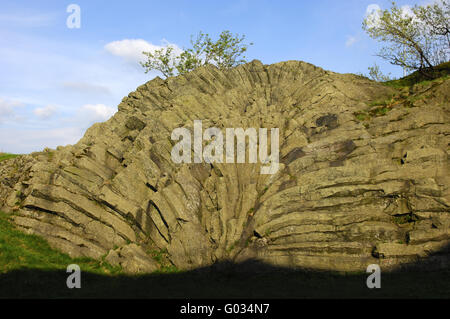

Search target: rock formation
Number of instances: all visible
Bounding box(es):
[1,60,449,273]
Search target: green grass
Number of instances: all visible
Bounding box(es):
[0,211,120,275]
[148,248,180,274]
[355,63,449,124]
[0,153,20,163]
[354,106,392,122]
[384,61,450,88]
[0,210,449,298]
[370,106,391,116]
[367,99,390,108]
[392,213,417,225]
[354,112,371,122]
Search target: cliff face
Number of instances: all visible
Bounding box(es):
[1,60,449,273]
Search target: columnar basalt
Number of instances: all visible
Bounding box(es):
[1,60,449,273]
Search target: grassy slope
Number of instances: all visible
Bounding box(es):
[0,211,120,275]
[353,62,449,123]
[384,61,450,88]
[0,210,449,298]
[0,153,20,162]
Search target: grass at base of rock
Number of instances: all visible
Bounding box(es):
[0,153,20,163]
[0,211,120,275]
[0,210,449,298]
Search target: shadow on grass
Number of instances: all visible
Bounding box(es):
[1,259,449,299]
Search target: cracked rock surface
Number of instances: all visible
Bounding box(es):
[1,60,449,273]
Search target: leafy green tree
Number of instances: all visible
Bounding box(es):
[207,31,252,69]
[363,1,449,75]
[141,46,178,78]
[414,0,449,47]
[140,31,253,78]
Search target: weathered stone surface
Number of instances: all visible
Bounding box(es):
[1,60,449,273]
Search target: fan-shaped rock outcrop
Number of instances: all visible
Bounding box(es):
[1,60,449,273]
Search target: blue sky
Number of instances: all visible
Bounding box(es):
[0,0,429,153]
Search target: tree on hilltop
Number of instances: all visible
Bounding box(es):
[140,30,253,78]
[363,0,449,76]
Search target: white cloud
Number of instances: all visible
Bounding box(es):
[365,3,421,27]
[345,36,358,47]
[0,103,115,153]
[0,98,24,119]
[79,104,116,123]
[400,5,415,19]
[104,39,182,63]
[365,4,382,28]
[34,105,57,119]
